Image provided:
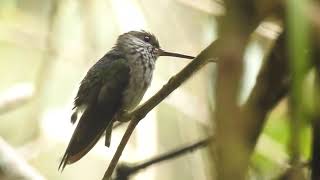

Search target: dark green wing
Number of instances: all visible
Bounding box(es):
[59,58,130,171]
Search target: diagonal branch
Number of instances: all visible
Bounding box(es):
[101,41,218,180]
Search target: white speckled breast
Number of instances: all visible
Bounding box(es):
[121,48,156,111]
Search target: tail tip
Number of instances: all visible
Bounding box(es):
[58,154,70,172]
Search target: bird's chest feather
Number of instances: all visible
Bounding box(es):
[121,56,155,110]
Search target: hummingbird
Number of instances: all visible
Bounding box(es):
[58,30,194,171]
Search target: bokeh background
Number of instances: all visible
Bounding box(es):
[0,0,314,180]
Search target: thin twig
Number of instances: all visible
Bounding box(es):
[114,137,211,180]
[102,42,217,180]
[103,118,139,179]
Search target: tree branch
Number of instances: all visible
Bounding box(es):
[101,42,218,180]
[0,138,45,180]
[114,137,211,180]
[242,32,290,152]
[213,0,259,178]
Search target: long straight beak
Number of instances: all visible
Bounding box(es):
[158,49,195,59]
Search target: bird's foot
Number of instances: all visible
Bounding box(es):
[116,110,131,122]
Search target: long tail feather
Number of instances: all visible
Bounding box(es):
[58,104,115,172]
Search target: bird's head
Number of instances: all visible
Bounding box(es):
[116,30,194,60]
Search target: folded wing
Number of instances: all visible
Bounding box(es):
[59,58,130,171]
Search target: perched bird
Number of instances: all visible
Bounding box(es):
[58,30,194,171]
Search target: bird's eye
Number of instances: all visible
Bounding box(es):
[144,36,150,42]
